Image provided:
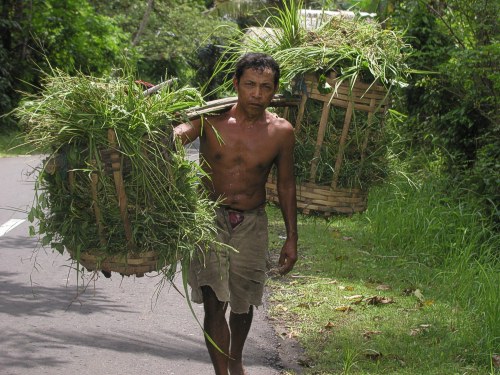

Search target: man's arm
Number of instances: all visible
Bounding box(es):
[173,117,202,145]
[275,122,298,275]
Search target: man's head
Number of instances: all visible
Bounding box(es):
[234,53,280,88]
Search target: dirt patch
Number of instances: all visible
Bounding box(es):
[263,287,308,375]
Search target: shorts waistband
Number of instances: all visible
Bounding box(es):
[218,203,266,214]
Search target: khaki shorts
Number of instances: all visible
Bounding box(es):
[188,205,269,314]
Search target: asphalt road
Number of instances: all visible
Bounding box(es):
[0,155,304,375]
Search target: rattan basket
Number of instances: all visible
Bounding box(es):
[267,72,389,216]
[45,128,176,277]
[66,248,170,277]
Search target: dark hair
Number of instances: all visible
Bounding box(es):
[234,52,280,87]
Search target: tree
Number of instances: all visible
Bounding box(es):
[1,0,128,131]
[390,0,500,218]
[88,0,238,86]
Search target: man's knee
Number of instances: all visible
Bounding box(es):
[202,285,227,315]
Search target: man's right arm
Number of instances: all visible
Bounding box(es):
[173,118,202,145]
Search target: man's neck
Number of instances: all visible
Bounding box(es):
[232,104,267,125]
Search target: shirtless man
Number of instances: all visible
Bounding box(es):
[174,52,298,375]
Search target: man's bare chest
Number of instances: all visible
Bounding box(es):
[201,127,278,167]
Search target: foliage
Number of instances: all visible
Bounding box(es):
[266,167,499,373]
[208,0,411,94]
[207,0,408,191]
[1,0,129,131]
[88,0,239,87]
[390,0,500,221]
[1,0,238,133]
[14,69,218,280]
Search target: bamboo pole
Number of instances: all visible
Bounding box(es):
[309,101,332,182]
[357,98,377,182]
[331,101,354,189]
[90,162,106,247]
[294,94,308,132]
[107,129,135,249]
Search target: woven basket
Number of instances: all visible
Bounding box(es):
[66,248,170,277]
[45,128,176,277]
[268,72,389,217]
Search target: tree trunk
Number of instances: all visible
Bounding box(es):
[132,0,154,47]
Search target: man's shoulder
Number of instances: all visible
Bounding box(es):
[266,111,293,129]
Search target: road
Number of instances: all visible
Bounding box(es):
[0,155,303,375]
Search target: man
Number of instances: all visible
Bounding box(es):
[174,52,298,375]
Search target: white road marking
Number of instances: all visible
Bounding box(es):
[0,219,26,237]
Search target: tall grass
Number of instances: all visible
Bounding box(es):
[364,170,500,356]
[14,68,219,280]
[205,0,411,96]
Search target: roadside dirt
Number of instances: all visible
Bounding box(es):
[262,289,307,374]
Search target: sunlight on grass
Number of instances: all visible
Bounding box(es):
[265,176,498,375]
[0,131,35,157]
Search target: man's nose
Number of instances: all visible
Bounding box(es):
[252,87,262,98]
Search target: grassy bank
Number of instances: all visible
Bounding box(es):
[0,130,35,157]
[266,172,499,374]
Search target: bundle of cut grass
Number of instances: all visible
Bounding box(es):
[208,0,410,94]
[16,69,218,279]
[208,1,409,194]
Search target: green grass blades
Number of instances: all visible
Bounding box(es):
[207,0,410,96]
[15,68,218,282]
[265,169,498,374]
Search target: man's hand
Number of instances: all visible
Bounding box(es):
[277,238,298,275]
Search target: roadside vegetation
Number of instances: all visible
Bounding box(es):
[1,0,498,373]
[0,130,35,157]
[267,166,499,374]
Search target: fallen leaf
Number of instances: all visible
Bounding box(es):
[335,305,353,312]
[402,287,416,296]
[364,296,394,305]
[376,284,391,291]
[342,236,354,241]
[344,294,364,305]
[338,285,355,291]
[410,328,420,336]
[410,324,431,336]
[492,354,500,368]
[414,289,425,301]
[364,350,383,361]
[274,304,288,312]
[363,330,382,339]
[344,294,364,300]
[324,321,335,329]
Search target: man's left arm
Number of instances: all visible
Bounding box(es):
[275,123,298,275]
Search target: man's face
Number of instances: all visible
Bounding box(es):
[233,67,277,114]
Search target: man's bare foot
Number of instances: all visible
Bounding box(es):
[228,359,247,375]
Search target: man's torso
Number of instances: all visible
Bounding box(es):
[199,109,285,210]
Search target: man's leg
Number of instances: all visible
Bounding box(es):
[228,306,253,375]
[202,286,230,375]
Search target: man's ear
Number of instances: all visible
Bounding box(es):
[232,77,238,91]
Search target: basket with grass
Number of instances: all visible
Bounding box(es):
[17,69,219,278]
[210,0,410,216]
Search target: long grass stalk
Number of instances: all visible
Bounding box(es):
[16,68,219,281]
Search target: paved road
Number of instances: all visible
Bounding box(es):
[0,155,303,375]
